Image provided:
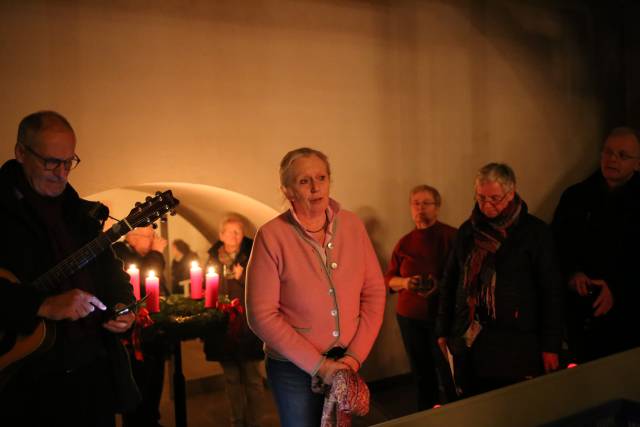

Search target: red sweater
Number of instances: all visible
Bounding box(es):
[384,221,456,321]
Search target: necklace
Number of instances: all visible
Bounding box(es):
[303,217,327,233]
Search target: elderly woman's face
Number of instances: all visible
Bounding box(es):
[220,221,244,249]
[284,155,330,217]
[410,191,439,228]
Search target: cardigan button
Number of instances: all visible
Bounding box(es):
[332,330,339,337]
[327,242,334,249]
[330,262,338,269]
[330,309,337,317]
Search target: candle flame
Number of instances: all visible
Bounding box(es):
[207,266,216,275]
[148,270,156,278]
[128,264,138,270]
[191,260,200,269]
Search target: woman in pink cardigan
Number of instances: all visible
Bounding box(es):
[246,147,386,427]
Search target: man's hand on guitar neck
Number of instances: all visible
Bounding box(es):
[37,289,107,321]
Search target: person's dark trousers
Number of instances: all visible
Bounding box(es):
[123,339,166,427]
[0,358,116,427]
[396,314,457,409]
[265,357,325,427]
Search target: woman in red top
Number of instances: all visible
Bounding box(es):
[385,185,457,409]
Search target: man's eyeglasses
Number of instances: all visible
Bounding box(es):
[21,143,81,171]
[601,148,640,162]
[475,192,510,206]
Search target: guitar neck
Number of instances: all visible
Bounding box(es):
[32,222,129,294]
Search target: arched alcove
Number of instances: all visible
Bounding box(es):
[86,182,280,262]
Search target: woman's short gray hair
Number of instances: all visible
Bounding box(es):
[475,163,516,192]
[279,147,331,189]
[219,214,245,232]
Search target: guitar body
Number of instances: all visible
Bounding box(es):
[0,190,178,389]
[0,268,56,389]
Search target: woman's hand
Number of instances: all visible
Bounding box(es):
[388,276,419,292]
[233,263,244,280]
[316,358,349,385]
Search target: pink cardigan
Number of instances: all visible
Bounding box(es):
[246,200,386,375]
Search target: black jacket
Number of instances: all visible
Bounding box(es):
[552,170,640,307]
[552,170,640,355]
[204,237,263,361]
[0,159,133,368]
[436,204,563,377]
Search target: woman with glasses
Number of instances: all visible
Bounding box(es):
[436,163,563,397]
[385,185,457,409]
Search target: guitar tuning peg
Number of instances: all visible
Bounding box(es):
[160,216,168,223]
[135,202,142,207]
[145,196,152,202]
[170,210,177,216]
[151,223,158,229]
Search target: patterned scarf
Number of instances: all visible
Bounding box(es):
[320,369,370,427]
[463,193,523,320]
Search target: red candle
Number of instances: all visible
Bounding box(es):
[145,270,160,313]
[127,264,140,301]
[190,261,203,299]
[205,267,219,308]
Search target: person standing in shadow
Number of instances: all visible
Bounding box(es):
[114,225,168,427]
[204,216,264,427]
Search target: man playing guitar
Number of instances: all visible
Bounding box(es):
[0,111,136,426]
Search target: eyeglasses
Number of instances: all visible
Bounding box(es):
[475,191,510,206]
[412,201,438,207]
[21,143,81,171]
[601,148,640,162]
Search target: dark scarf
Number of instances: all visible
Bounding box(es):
[463,193,523,320]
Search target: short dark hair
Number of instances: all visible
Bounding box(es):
[17,111,74,147]
[410,185,442,207]
[606,126,640,146]
[172,239,192,256]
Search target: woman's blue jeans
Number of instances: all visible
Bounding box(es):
[265,357,324,427]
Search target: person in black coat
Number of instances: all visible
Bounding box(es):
[436,163,563,397]
[552,127,640,362]
[0,111,135,426]
[113,226,169,427]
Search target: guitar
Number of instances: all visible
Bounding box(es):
[0,190,179,384]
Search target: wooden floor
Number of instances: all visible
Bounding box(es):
[148,340,418,427]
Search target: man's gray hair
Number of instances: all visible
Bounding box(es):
[475,163,516,192]
[606,126,640,146]
[17,110,74,148]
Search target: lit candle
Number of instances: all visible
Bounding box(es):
[205,267,219,308]
[127,264,140,301]
[145,270,160,313]
[190,261,203,299]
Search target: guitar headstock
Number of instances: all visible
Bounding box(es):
[127,190,179,229]
[107,190,180,241]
